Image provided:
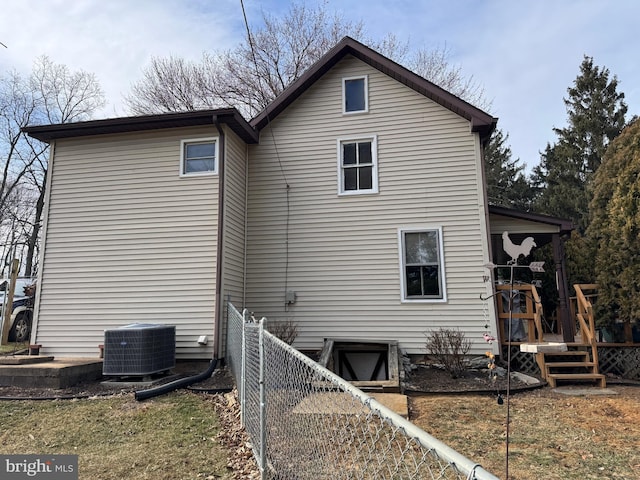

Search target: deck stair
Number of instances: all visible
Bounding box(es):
[536,348,606,388]
[517,283,606,388]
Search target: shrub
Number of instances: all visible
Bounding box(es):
[425,328,471,378]
[267,319,298,345]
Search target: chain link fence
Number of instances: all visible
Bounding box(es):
[226,302,498,480]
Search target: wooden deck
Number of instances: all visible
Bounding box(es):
[495,284,634,387]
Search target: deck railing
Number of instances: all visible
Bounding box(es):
[496,284,544,344]
[574,283,599,367]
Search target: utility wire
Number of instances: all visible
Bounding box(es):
[239,0,288,187]
[240,0,291,308]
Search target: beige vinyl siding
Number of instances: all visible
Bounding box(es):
[221,127,247,307]
[246,55,496,354]
[35,126,219,358]
[489,214,560,235]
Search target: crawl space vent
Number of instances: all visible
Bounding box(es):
[103,323,176,376]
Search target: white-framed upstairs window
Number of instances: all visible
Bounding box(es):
[337,135,378,195]
[180,137,218,176]
[342,75,368,114]
[398,227,447,302]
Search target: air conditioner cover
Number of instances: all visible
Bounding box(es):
[103,323,176,375]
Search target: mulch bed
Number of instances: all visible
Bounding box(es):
[404,363,544,394]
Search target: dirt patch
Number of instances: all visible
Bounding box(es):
[410,386,640,479]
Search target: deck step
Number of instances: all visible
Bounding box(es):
[544,350,588,355]
[546,373,606,388]
[545,361,595,369]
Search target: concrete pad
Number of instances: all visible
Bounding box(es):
[0,356,54,365]
[292,392,364,415]
[0,358,103,389]
[553,387,619,396]
[520,342,567,353]
[292,391,409,418]
[370,393,408,418]
[101,373,181,388]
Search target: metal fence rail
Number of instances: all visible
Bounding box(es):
[226,302,498,480]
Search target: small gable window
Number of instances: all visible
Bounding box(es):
[343,76,368,114]
[399,228,447,302]
[180,138,218,176]
[338,136,378,195]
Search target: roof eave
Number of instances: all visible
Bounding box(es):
[488,205,575,235]
[23,108,259,144]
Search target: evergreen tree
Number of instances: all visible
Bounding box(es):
[533,56,627,233]
[589,118,640,326]
[484,128,533,210]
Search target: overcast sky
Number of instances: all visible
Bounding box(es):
[1,0,638,171]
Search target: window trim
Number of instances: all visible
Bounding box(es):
[398,227,447,303]
[336,135,379,195]
[342,75,369,114]
[180,137,219,177]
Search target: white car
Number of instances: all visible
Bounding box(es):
[0,278,36,343]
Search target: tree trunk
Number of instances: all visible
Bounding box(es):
[24,172,46,277]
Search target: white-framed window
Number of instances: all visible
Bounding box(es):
[180,137,218,176]
[342,75,368,114]
[398,227,447,302]
[337,135,378,195]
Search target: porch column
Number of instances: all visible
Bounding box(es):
[552,234,573,342]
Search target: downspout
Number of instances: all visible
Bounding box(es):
[213,118,225,360]
[477,132,499,349]
[135,117,226,401]
[243,142,249,307]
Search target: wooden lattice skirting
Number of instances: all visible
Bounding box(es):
[499,345,541,376]
[500,345,640,381]
[598,346,640,380]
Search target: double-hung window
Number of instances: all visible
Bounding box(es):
[399,228,446,302]
[180,137,218,176]
[342,76,368,114]
[338,136,378,195]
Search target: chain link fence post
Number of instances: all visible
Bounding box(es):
[225,302,498,480]
[240,308,248,427]
[258,317,267,479]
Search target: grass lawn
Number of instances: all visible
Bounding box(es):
[0,391,233,479]
[411,385,640,480]
[0,342,28,355]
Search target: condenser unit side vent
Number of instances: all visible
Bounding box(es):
[103,323,176,376]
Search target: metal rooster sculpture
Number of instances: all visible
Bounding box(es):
[502,231,536,265]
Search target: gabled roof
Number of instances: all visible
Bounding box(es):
[24,38,496,146]
[23,109,259,144]
[251,36,498,142]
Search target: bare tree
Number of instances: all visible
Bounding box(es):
[126,55,212,115]
[200,2,368,116]
[0,56,105,276]
[127,2,368,117]
[408,44,491,111]
[0,71,41,226]
[126,1,487,118]
[30,55,105,124]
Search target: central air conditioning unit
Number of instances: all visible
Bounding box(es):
[103,323,176,376]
